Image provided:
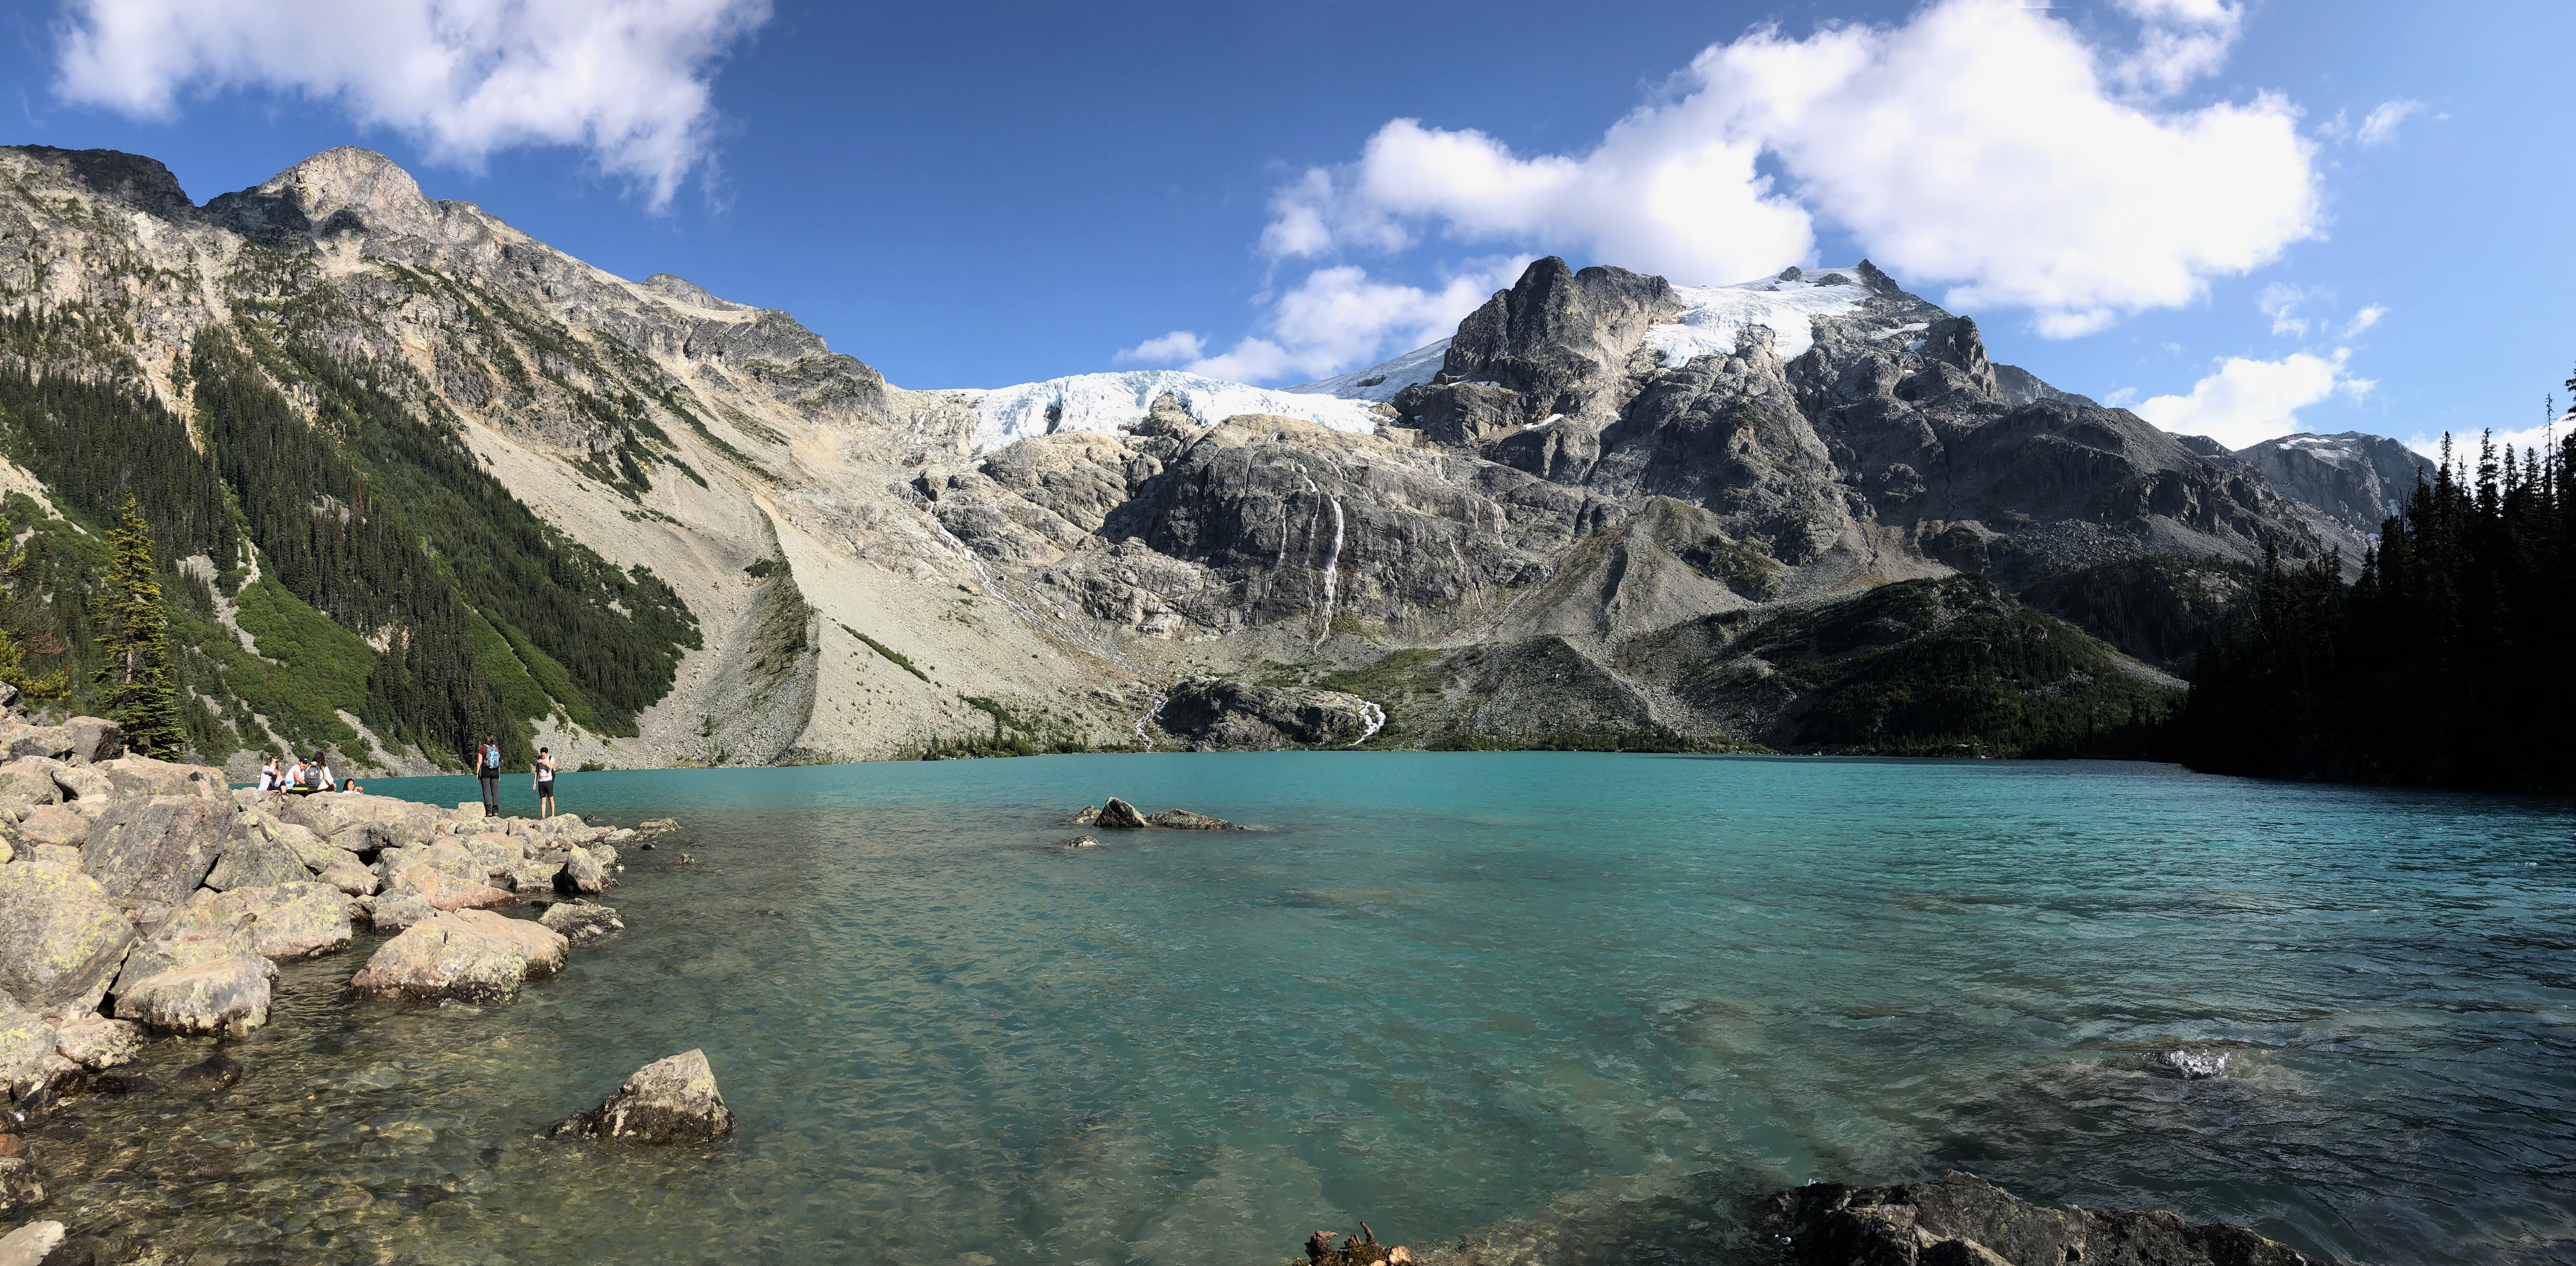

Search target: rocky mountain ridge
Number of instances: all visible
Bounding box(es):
[0,144,2411,766]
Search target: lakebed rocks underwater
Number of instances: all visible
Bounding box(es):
[0,737,2352,1265]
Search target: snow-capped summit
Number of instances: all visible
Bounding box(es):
[1287,340,1450,403]
[2232,431,2435,535]
[1644,267,1875,366]
[946,370,1383,453]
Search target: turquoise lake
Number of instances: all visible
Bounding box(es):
[31,754,2576,1264]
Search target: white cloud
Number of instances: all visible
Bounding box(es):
[2132,348,2374,449]
[2356,99,2423,146]
[1186,260,1524,384]
[2259,283,2310,336]
[1115,331,1207,366]
[1261,0,2318,340]
[53,0,771,207]
[2344,304,2387,336]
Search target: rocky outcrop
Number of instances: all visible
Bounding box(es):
[1144,809,1243,830]
[1155,679,1378,749]
[551,1049,734,1143]
[0,866,135,1019]
[348,909,569,1004]
[49,1016,141,1072]
[160,883,352,960]
[2232,431,2434,536]
[1751,1172,2325,1266]
[1091,798,1148,829]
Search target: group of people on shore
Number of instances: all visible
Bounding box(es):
[474,734,559,817]
[253,751,362,795]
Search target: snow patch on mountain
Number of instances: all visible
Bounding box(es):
[1288,339,1451,402]
[952,370,1383,453]
[1647,269,1874,366]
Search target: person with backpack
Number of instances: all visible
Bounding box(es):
[475,734,503,816]
[534,746,558,819]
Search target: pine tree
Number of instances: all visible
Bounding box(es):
[94,492,184,757]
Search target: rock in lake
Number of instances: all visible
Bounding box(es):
[49,1016,140,1072]
[560,845,609,893]
[539,901,624,943]
[0,1220,69,1266]
[0,1006,54,1098]
[348,909,568,1004]
[1093,798,1148,829]
[552,1049,734,1142]
[1058,836,1100,849]
[1751,1171,2326,1266]
[78,796,230,912]
[169,1051,245,1092]
[0,864,136,1018]
[111,955,272,1036]
[1145,809,1243,830]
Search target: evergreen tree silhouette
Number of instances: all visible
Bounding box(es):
[94,492,184,757]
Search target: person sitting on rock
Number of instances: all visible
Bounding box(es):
[284,755,308,791]
[340,777,364,793]
[256,754,280,791]
[310,753,336,792]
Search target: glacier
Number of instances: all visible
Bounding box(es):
[949,370,1383,453]
[1645,269,1873,366]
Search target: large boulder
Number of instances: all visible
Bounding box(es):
[279,793,437,846]
[204,814,310,890]
[385,862,516,912]
[112,955,272,1036]
[347,909,567,1004]
[160,883,352,960]
[316,858,379,896]
[1093,797,1148,829]
[11,806,90,850]
[0,1004,55,1097]
[0,1219,69,1266]
[368,892,437,932]
[0,725,71,763]
[51,1014,142,1071]
[0,762,60,809]
[0,864,135,1017]
[550,1049,734,1142]
[560,846,608,893]
[42,765,105,805]
[1751,1172,2326,1266]
[92,754,225,801]
[79,796,229,911]
[60,716,124,764]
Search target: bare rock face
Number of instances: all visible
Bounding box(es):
[1751,1171,2325,1266]
[1156,679,1378,749]
[1092,798,1148,830]
[2232,431,2435,535]
[60,717,124,764]
[79,796,229,911]
[348,909,568,1004]
[91,755,226,802]
[0,865,135,1017]
[551,1049,734,1143]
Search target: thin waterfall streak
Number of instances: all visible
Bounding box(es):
[1315,497,1344,646]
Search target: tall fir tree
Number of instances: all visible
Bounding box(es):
[94,492,184,757]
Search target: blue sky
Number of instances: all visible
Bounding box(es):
[2,0,2568,455]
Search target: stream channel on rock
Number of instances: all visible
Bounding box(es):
[18,753,2576,1264]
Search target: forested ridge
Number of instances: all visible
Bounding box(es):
[0,277,698,771]
[2179,425,2576,792]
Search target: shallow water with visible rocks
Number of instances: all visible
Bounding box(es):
[20,754,2576,1264]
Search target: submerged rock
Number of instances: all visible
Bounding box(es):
[2150,1048,2229,1080]
[1145,808,1243,830]
[348,909,568,1004]
[170,1052,245,1092]
[0,1219,67,1265]
[1057,836,1100,849]
[1093,798,1148,829]
[539,902,624,944]
[551,1049,734,1142]
[1751,1171,2325,1266]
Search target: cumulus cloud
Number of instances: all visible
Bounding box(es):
[2344,304,2387,336]
[1115,331,1207,366]
[2356,99,2424,146]
[1185,260,1525,384]
[2259,283,2310,336]
[53,0,771,206]
[1264,0,2318,340]
[2132,349,2374,449]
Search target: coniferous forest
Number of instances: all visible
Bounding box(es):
[2178,423,2576,793]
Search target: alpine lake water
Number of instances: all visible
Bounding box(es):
[23,754,2576,1266]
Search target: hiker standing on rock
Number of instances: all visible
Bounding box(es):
[535,746,558,819]
[475,733,503,816]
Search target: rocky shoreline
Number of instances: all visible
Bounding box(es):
[0,701,712,1253]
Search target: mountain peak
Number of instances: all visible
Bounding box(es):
[206,145,442,248]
